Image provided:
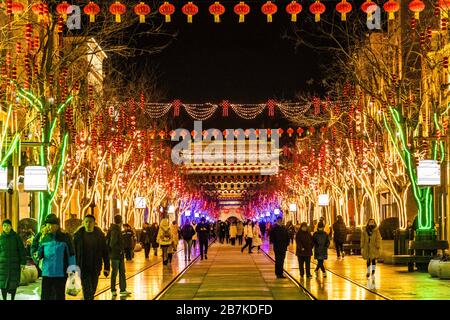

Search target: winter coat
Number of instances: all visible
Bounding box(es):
[314,223,331,236]
[106,224,124,260]
[73,227,110,276]
[295,230,314,257]
[122,230,135,250]
[229,225,237,238]
[252,225,262,246]
[33,230,76,277]
[236,222,244,236]
[195,222,210,242]
[243,225,254,238]
[140,226,152,245]
[157,220,173,246]
[269,223,290,252]
[313,230,330,260]
[361,226,382,260]
[0,230,26,290]
[171,225,180,245]
[332,221,347,243]
[149,224,159,248]
[181,224,195,241]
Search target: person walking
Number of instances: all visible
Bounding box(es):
[73,215,110,300]
[225,221,230,244]
[269,216,290,279]
[314,216,332,238]
[313,222,330,278]
[122,224,135,261]
[31,214,76,300]
[287,222,296,245]
[157,218,173,265]
[150,222,159,257]
[219,221,226,244]
[181,220,195,261]
[259,221,266,239]
[252,222,262,253]
[236,221,244,246]
[139,223,152,259]
[361,218,382,278]
[332,215,347,259]
[295,222,313,278]
[106,215,131,297]
[241,221,254,253]
[195,217,210,260]
[0,219,26,300]
[229,222,237,246]
[191,220,197,252]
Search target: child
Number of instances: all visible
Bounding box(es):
[313,221,330,278]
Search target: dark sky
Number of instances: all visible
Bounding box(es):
[129,1,334,104]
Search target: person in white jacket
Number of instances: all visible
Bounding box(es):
[240,221,254,254]
[251,223,262,253]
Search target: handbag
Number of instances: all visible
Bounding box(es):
[65,272,82,297]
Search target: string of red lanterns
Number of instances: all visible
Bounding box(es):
[7,1,441,25]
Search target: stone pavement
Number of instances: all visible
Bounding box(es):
[160,243,311,300]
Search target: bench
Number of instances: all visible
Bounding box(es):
[392,240,449,272]
[343,229,361,255]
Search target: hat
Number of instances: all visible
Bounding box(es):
[45,214,60,225]
[2,219,12,226]
[318,221,325,229]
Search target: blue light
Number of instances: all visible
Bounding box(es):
[274,209,280,215]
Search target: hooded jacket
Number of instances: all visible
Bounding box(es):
[0,230,26,290]
[361,226,382,260]
[157,219,173,246]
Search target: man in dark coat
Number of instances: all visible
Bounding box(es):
[139,223,152,259]
[149,222,159,256]
[195,217,210,260]
[269,216,290,279]
[332,215,347,259]
[73,215,110,300]
[295,222,314,278]
[0,219,26,300]
[106,215,130,297]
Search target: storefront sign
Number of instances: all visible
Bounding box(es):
[417,160,440,186]
[0,167,7,190]
[135,197,146,209]
[318,194,329,206]
[24,166,48,191]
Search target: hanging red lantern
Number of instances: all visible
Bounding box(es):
[278,128,284,137]
[234,2,250,23]
[309,1,326,22]
[209,2,225,23]
[439,0,450,10]
[84,1,100,22]
[32,2,44,22]
[336,0,352,21]
[408,0,425,19]
[11,2,24,20]
[182,2,199,23]
[159,2,175,22]
[56,1,71,21]
[361,0,377,20]
[383,0,399,20]
[287,128,294,137]
[109,1,126,23]
[134,2,151,23]
[286,1,302,22]
[262,1,278,23]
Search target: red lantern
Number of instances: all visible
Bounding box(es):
[159,2,175,22]
[336,0,352,21]
[32,2,44,22]
[109,1,126,23]
[287,128,294,137]
[383,0,399,20]
[234,2,250,23]
[297,127,304,135]
[182,2,198,23]
[262,1,277,23]
[309,1,326,22]
[361,0,377,20]
[56,1,71,21]
[209,2,225,23]
[286,1,302,22]
[11,2,24,19]
[278,128,284,137]
[134,2,151,23]
[84,1,100,22]
[439,0,450,10]
[408,0,425,19]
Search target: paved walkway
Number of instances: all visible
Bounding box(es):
[160,243,310,300]
[263,240,450,300]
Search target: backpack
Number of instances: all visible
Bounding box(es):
[162,228,171,242]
